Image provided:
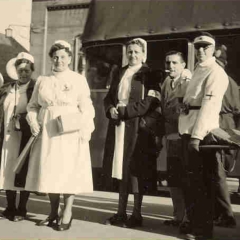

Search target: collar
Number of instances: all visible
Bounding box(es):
[198,57,216,67]
[121,63,150,80]
[0,80,34,98]
[123,63,149,72]
[169,75,181,82]
[128,63,142,72]
[10,81,31,93]
[167,75,181,89]
[52,68,71,77]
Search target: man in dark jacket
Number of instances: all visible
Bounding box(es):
[161,51,191,226]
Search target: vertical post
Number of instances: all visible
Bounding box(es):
[187,42,195,73]
[81,52,86,77]
[74,37,80,72]
[122,45,127,67]
[42,7,48,75]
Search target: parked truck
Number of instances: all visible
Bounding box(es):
[80,0,240,193]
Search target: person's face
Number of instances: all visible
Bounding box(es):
[16,63,33,85]
[165,54,186,79]
[52,49,71,72]
[126,44,145,66]
[194,43,215,63]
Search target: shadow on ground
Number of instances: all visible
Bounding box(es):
[0,191,240,240]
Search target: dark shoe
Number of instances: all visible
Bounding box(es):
[57,217,73,231]
[179,221,192,234]
[164,219,181,227]
[13,209,27,222]
[123,215,143,228]
[37,215,59,227]
[0,208,16,221]
[13,215,25,222]
[105,214,127,226]
[214,216,236,228]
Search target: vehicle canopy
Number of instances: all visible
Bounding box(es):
[82,0,240,44]
[81,0,240,185]
[82,0,240,85]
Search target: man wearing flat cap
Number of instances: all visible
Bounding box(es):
[179,32,229,240]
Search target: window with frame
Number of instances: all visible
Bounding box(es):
[146,39,190,85]
[85,44,123,90]
[215,35,240,86]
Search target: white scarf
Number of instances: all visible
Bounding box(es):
[112,64,142,180]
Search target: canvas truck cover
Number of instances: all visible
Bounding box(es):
[82,0,240,44]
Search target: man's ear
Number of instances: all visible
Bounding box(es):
[182,62,186,69]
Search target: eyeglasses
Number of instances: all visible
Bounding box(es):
[194,44,213,51]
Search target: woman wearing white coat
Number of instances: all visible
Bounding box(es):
[0,52,35,222]
[25,40,95,231]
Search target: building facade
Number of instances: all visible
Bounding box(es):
[31,0,90,79]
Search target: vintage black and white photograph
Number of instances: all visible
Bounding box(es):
[0,0,239,239]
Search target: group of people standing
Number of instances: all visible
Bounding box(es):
[0,32,238,239]
[0,40,95,231]
[103,33,239,240]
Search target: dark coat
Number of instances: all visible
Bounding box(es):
[102,64,162,190]
[161,76,183,187]
[0,79,36,188]
[219,76,240,173]
[220,76,240,129]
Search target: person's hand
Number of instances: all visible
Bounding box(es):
[109,107,119,119]
[30,123,41,136]
[181,69,192,81]
[188,138,200,152]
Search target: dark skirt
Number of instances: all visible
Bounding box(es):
[130,129,158,193]
[14,116,32,188]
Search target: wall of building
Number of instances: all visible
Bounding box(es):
[0,0,32,51]
[0,34,28,82]
[31,0,90,79]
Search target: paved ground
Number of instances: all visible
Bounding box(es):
[0,190,239,239]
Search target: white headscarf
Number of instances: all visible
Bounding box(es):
[113,38,147,180]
